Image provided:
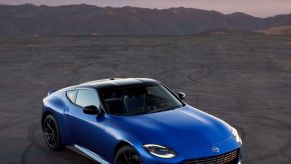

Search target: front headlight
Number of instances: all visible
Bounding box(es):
[231,127,242,145]
[143,144,177,158]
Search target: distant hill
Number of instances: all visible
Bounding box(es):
[0,4,291,36]
[257,25,291,35]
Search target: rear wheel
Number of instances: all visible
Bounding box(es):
[115,145,142,164]
[43,114,64,150]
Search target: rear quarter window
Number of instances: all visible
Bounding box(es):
[66,90,77,103]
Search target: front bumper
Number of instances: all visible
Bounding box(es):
[136,133,242,164]
[140,147,242,164]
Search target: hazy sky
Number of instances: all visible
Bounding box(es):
[1,0,291,18]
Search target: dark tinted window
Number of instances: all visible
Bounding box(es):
[100,84,184,115]
[66,90,77,103]
[76,89,101,108]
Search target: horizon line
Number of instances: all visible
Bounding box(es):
[1,3,290,18]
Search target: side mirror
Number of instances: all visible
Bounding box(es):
[83,105,102,115]
[178,92,186,100]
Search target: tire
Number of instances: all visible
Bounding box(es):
[115,145,142,164]
[43,114,64,150]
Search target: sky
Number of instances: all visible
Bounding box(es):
[0,0,291,18]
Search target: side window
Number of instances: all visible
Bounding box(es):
[66,90,77,103]
[76,89,101,108]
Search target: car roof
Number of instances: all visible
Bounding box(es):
[76,78,160,90]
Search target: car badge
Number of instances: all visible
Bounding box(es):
[212,146,219,153]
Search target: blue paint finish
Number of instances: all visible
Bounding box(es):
[42,78,242,163]
[66,102,108,159]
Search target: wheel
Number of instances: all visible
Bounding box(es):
[115,145,142,164]
[43,114,64,150]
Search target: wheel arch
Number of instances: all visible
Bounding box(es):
[41,111,53,129]
[114,141,132,156]
[41,106,71,145]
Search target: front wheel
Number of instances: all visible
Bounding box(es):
[43,114,64,150]
[115,145,142,164]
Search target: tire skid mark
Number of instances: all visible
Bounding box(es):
[244,133,291,163]
[156,62,212,86]
[68,43,98,84]
[187,65,212,82]
[223,112,291,163]
[20,122,38,164]
[21,122,94,164]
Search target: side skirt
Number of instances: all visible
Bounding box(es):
[70,145,110,164]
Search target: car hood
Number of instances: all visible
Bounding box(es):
[109,105,234,157]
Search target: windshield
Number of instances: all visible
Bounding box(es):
[100,84,184,116]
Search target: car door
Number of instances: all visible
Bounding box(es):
[66,88,107,156]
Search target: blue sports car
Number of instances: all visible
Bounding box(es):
[42,78,242,164]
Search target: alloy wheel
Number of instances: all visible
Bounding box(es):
[44,117,58,146]
[116,149,142,164]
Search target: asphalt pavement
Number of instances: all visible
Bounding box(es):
[0,35,290,164]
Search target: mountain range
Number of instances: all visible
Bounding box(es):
[0,4,291,36]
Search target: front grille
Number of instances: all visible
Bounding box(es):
[185,149,239,164]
